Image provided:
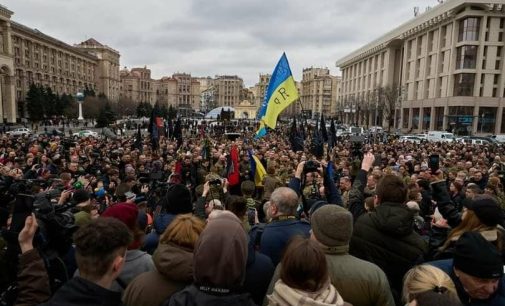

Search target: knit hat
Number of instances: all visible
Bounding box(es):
[161,184,192,214]
[311,205,353,247]
[453,231,503,279]
[464,195,503,226]
[101,203,139,231]
[72,189,90,204]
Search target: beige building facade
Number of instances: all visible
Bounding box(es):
[0,5,122,122]
[213,75,244,107]
[74,38,120,101]
[301,67,340,118]
[337,0,505,135]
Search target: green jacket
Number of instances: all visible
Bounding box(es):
[264,244,395,306]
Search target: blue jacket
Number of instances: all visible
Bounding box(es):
[257,218,310,265]
[430,259,505,306]
[143,213,176,254]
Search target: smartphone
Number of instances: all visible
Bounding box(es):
[429,154,440,174]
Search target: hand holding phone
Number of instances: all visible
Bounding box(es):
[429,154,440,174]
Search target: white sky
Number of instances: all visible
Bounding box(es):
[4,0,438,86]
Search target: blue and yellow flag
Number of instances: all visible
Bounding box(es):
[248,149,266,186]
[255,53,299,138]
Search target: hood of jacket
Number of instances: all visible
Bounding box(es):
[153,213,176,234]
[153,242,193,282]
[370,202,415,237]
[193,212,247,292]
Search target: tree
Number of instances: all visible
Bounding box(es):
[83,84,96,97]
[96,103,116,128]
[26,83,45,121]
[377,86,400,132]
[115,97,137,117]
[136,102,153,118]
[168,104,177,120]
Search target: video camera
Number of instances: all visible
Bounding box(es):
[303,160,320,173]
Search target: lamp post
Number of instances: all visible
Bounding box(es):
[76,92,84,121]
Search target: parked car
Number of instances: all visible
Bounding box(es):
[489,135,505,144]
[73,130,98,138]
[399,135,422,144]
[416,133,428,140]
[427,131,455,142]
[6,127,32,137]
[40,129,65,137]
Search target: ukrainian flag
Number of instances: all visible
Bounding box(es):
[255,53,299,138]
[248,149,266,187]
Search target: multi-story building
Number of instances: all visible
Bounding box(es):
[74,38,120,101]
[337,0,505,134]
[213,75,244,107]
[301,67,340,118]
[172,73,200,110]
[120,68,202,111]
[119,67,154,104]
[0,5,121,123]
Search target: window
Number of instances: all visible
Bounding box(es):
[458,17,480,41]
[456,46,478,69]
[453,73,475,96]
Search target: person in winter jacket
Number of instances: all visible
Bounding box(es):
[165,211,256,306]
[350,173,428,304]
[430,232,505,305]
[144,184,192,254]
[81,202,155,292]
[123,214,205,306]
[15,216,132,306]
[265,204,394,306]
[251,187,311,266]
[267,237,350,306]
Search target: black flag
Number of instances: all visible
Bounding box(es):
[320,114,328,143]
[329,119,337,149]
[289,117,304,152]
[310,118,324,158]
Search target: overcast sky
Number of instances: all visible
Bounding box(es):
[4,0,437,87]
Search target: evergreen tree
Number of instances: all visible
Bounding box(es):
[96,103,116,128]
[168,105,177,120]
[26,83,45,121]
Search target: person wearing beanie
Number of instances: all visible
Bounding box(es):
[167,211,256,306]
[264,205,395,306]
[434,194,505,260]
[76,203,154,293]
[144,183,192,254]
[429,231,505,305]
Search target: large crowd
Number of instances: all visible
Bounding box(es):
[1,119,505,306]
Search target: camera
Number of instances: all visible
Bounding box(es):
[303,160,320,173]
[209,178,222,186]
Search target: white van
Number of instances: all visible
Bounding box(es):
[427,131,455,142]
[349,126,364,135]
[490,135,505,143]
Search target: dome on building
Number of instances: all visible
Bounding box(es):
[205,106,235,119]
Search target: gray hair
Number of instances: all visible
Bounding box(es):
[270,187,298,216]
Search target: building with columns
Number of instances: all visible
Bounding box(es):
[337,0,505,134]
[0,4,122,123]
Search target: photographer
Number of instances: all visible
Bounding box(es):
[348,152,375,222]
[288,159,342,214]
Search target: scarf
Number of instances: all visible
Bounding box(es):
[267,279,344,306]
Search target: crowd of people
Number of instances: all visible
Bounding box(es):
[1,119,505,306]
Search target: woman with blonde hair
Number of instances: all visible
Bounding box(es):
[123,214,205,306]
[435,194,505,259]
[403,265,462,306]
